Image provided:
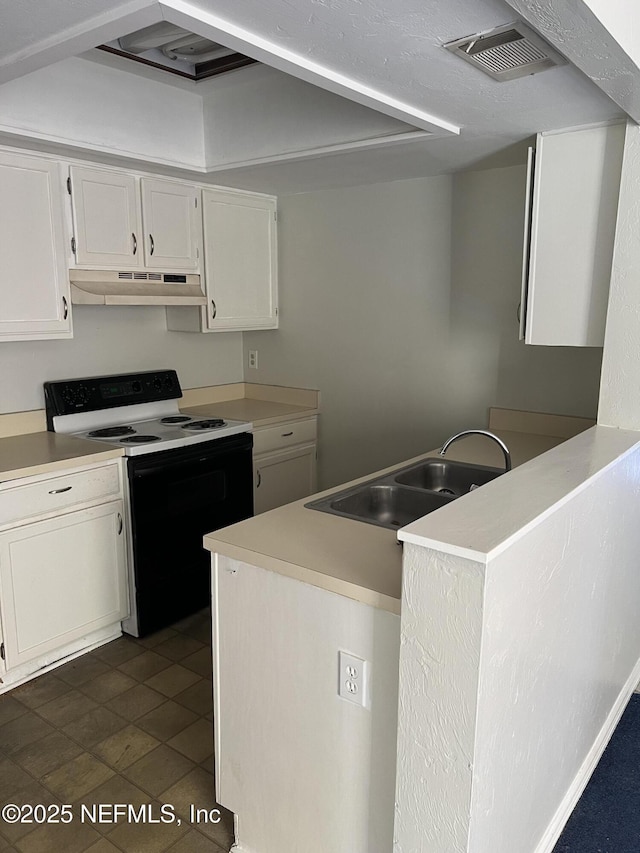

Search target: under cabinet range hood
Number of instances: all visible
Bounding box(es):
[69,270,206,306]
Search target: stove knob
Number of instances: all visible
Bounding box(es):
[132,381,142,393]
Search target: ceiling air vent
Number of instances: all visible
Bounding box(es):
[444,22,566,81]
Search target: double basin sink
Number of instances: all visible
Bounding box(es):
[306,457,504,531]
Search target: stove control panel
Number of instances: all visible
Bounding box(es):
[44,370,182,428]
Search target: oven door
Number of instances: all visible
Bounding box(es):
[127,432,253,636]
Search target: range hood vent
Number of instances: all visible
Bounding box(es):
[444,22,566,81]
[70,269,206,306]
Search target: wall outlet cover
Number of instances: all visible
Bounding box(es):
[338,651,369,708]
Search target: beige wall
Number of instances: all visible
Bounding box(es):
[244,177,454,488]
[0,307,243,413]
[452,165,603,420]
[245,170,602,489]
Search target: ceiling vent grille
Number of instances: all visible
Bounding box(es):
[444,22,565,81]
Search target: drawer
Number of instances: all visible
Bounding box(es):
[0,462,122,527]
[253,418,317,456]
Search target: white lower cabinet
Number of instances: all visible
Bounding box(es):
[0,460,128,685]
[0,501,127,670]
[254,444,317,515]
[253,417,317,515]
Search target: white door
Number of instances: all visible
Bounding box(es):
[202,188,278,330]
[70,166,142,267]
[0,152,71,341]
[141,178,201,270]
[254,444,317,515]
[0,501,127,670]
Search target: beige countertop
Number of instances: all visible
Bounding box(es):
[204,429,565,614]
[0,432,124,483]
[182,399,318,428]
[0,383,318,483]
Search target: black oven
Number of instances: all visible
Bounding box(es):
[126,432,253,636]
[44,369,254,639]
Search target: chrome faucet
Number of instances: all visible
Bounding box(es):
[439,429,512,472]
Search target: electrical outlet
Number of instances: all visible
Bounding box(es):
[338,651,368,707]
[248,350,259,369]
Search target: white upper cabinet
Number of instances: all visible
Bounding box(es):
[521,123,625,347]
[202,188,277,331]
[70,168,201,272]
[167,188,278,333]
[70,166,142,267]
[140,178,200,270]
[0,150,71,341]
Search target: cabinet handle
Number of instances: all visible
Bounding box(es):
[132,233,137,255]
[62,296,68,320]
[211,300,217,320]
[149,234,155,256]
[281,431,294,437]
[49,485,72,494]
[117,513,123,535]
[256,470,261,488]
[517,302,521,324]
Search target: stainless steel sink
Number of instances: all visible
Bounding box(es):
[305,456,505,530]
[394,458,502,497]
[328,484,453,529]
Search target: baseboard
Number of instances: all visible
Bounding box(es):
[534,655,640,853]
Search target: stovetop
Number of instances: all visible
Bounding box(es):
[76,413,251,455]
[44,370,252,456]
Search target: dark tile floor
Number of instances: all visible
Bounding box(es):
[0,610,233,852]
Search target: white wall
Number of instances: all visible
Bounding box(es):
[213,555,400,853]
[581,1,640,68]
[395,427,640,852]
[0,307,243,413]
[203,65,416,168]
[0,57,205,169]
[244,169,602,489]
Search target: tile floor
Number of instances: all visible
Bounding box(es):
[0,609,234,853]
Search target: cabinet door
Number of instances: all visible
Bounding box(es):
[141,178,201,270]
[70,166,142,267]
[254,443,317,515]
[524,123,625,346]
[203,188,278,330]
[0,501,127,670]
[0,152,71,341]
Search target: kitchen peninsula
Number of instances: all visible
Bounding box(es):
[204,408,599,853]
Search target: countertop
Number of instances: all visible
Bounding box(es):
[0,432,124,483]
[0,385,317,483]
[182,399,318,428]
[203,429,565,614]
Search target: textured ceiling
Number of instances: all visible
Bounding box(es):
[0,0,627,189]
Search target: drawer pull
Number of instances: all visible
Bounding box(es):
[117,513,123,535]
[49,486,72,495]
[281,431,294,437]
